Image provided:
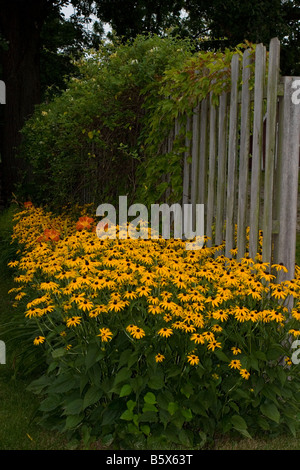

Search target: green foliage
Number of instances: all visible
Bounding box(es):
[20,34,258,210]
[19,34,193,207]
[10,205,300,449]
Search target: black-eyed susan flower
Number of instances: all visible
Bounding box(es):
[229,359,242,370]
[130,327,146,340]
[66,316,82,328]
[268,309,285,323]
[157,327,173,338]
[190,333,205,345]
[292,309,300,321]
[231,347,242,355]
[240,368,250,380]
[187,354,199,366]
[33,336,45,345]
[107,297,129,312]
[207,339,222,351]
[155,353,165,363]
[98,327,113,342]
[148,304,162,315]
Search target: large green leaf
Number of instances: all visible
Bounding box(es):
[260,403,280,423]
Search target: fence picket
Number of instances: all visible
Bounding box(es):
[262,37,281,266]
[273,76,300,282]
[249,44,266,260]
[206,92,217,247]
[169,37,299,278]
[237,49,252,259]
[225,54,240,257]
[215,92,228,247]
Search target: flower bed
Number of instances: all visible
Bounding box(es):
[8,204,300,448]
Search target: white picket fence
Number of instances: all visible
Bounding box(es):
[166,38,300,280]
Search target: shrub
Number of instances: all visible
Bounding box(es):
[18,34,193,208]
[9,205,300,449]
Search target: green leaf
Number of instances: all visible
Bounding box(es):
[63,398,84,415]
[231,415,252,438]
[85,344,104,370]
[51,347,66,358]
[27,375,52,394]
[120,409,134,421]
[140,424,151,436]
[39,394,61,412]
[114,367,131,386]
[64,413,83,430]
[180,383,194,398]
[231,414,248,430]
[168,402,179,415]
[83,386,103,410]
[119,384,132,397]
[144,392,156,405]
[148,372,164,390]
[126,399,136,412]
[260,403,280,423]
[142,402,158,413]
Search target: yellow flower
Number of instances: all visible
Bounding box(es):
[107,297,129,312]
[271,263,288,273]
[207,339,222,351]
[157,327,173,338]
[268,309,285,323]
[231,347,242,355]
[240,368,250,380]
[190,333,205,345]
[187,354,199,366]
[33,336,45,345]
[66,316,82,327]
[292,309,300,321]
[155,353,165,363]
[98,327,113,342]
[229,359,242,370]
[212,309,228,322]
[130,327,146,340]
[148,304,162,315]
[289,329,300,337]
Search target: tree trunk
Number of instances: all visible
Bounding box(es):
[0,0,49,205]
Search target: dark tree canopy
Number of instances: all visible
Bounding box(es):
[0,0,299,205]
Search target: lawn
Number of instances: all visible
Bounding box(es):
[0,204,299,451]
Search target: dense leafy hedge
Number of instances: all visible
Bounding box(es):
[19,35,256,209]
[8,204,300,449]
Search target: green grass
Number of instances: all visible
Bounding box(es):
[0,205,299,450]
[0,205,71,450]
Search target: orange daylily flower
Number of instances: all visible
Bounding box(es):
[76,216,94,231]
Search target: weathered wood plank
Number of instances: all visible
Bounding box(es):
[273,76,300,282]
[215,92,228,247]
[190,104,200,231]
[225,54,240,257]
[249,44,266,260]
[197,98,208,206]
[262,37,281,266]
[237,49,252,259]
[182,115,192,237]
[206,93,217,247]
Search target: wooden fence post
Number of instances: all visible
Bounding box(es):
[273,76,300,282]
[215,92,228,247]
[237,49,252,259]
[225,54,239,258]
[249,44,266,260]
[262,37,281,266]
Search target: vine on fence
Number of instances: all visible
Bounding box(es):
[19,35,259,209]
